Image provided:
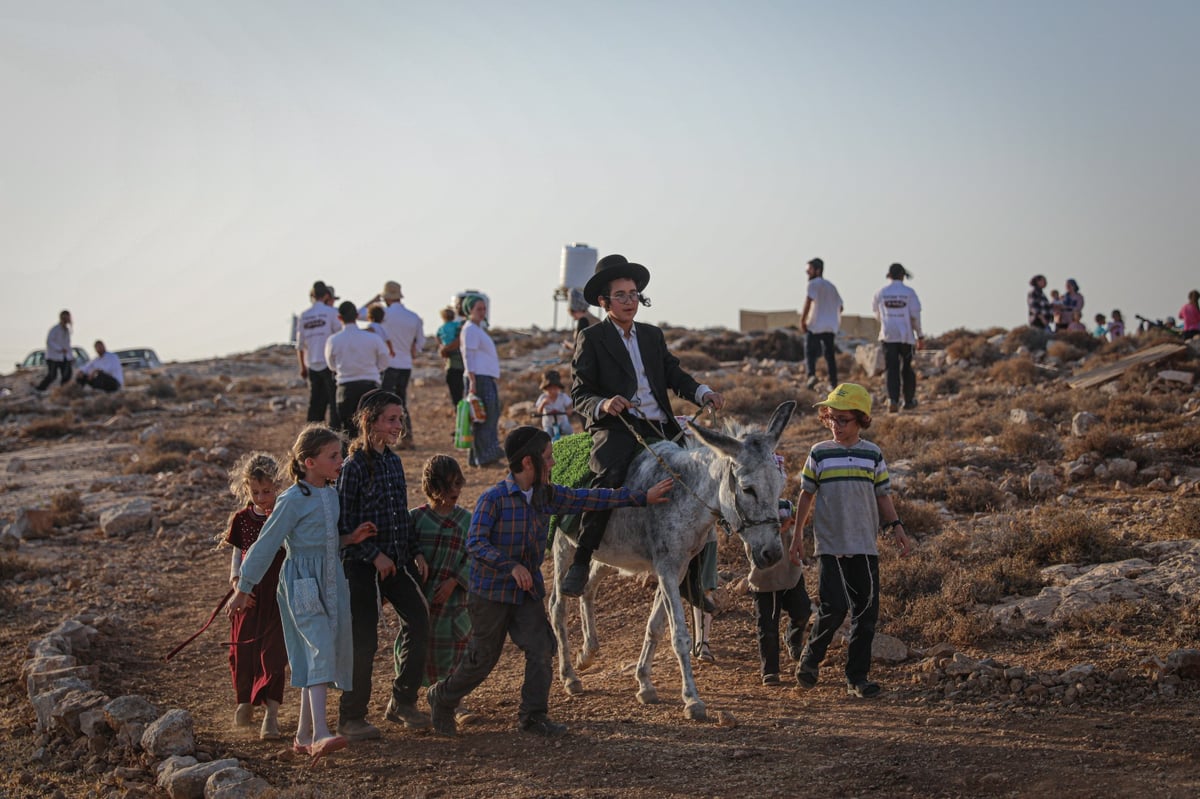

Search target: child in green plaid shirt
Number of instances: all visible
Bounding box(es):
[412,455,475,722]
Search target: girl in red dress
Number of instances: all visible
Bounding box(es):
[221,452,288,739]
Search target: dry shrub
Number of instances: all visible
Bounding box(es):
[929,373,961,397]
[908,472,1007,513]
[127,433,200,474]
[1065,600,1142,634]
[987,358,1040,385]
[1010,509,1128,566]
[175,374,229,401]
[719,377,801,421]
[50,490,84,526]
[997,427,1061,461]
[1064,429,1132,460]
[909,439,974,472]
[228,377,276,395]
[942,329,1002,366]
[1155,499,1200,541]
[1159,424,1200,461]
[1022,392,1073,423]
[146,376,177,399]
[673,349,720,372]
[865,416,956,462]
[1046,340,1085,362]
[892,497,943,537]
[887,595,999,646]
[25,414,74,440]
[1001,326,1051,354]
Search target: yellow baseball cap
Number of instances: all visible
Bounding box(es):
[814,383,873,416]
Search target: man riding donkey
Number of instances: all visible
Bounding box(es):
[561,254,725,600]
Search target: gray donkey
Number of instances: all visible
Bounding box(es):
[549,400,796,720]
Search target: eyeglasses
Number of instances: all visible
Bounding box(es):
[828,415,857,427]
[605,291,641,304]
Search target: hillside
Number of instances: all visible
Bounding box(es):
[2,326,1199,798]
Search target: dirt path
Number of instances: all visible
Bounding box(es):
[3,364,1200,798]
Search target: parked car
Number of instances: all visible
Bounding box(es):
[16,347,90,371]
[114,348,162,370]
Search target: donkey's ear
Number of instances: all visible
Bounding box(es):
[765,401,797,446]
[689,420,741,458]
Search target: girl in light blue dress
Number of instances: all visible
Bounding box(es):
[228,424,376,765]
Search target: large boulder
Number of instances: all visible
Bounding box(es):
[157,758,239,799]
[205,766,271,798]
[100,498,157,537]
[142,709,195,758]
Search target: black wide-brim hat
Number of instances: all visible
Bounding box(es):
[583,254,651,306]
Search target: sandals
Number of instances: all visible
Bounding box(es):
[307,735,348,768]
[292,738,312,756]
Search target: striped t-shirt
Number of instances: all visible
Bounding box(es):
[800,438,891,556]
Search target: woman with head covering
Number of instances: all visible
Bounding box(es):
[460,294,504,467]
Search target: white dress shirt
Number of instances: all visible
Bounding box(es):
[325,325,390,384]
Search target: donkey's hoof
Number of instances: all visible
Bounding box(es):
[683,700,707,721]
[564,678,584,696]
[575,651,595,671]
[636,687,659,705]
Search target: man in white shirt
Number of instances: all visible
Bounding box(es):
[325,301,390,439]
[36,310,74,391]
[800,258,844,390]
[361,281,424,449]
[871,263,924,413]
[296,281,343,428]
[76,340,123,393]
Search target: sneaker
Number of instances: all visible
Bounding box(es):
[805,375,819,390]
[385,699,431,729]
[762,673,781,686]
[847,681,881,698]
[795,668,818,690]
[887,400,900,414]
[454,703,479,726]
[336,718,381,741]
[560,561,590,598]
[427,682,457,737]
[519,714,567,738]
[903,399,919,410]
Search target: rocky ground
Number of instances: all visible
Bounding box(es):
[1,333,1199,798]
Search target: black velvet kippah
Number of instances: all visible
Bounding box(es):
[504,425,544,461]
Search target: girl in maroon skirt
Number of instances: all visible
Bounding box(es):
[222,452,288,739]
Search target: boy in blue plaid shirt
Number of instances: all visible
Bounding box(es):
[428,426,672,737]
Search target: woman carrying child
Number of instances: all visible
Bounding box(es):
[221,452,287,739]
[227,424,376,764]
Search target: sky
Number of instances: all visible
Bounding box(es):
[2,1,1198,369]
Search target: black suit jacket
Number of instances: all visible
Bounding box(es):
[571,319,703,470]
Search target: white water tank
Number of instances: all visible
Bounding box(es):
[560,243,597,291]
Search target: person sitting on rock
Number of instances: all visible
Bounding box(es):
[76,340,124,392]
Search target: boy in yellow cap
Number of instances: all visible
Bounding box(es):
[786,383,912,698]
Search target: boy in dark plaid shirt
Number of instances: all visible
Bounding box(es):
[428,426,672,737]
